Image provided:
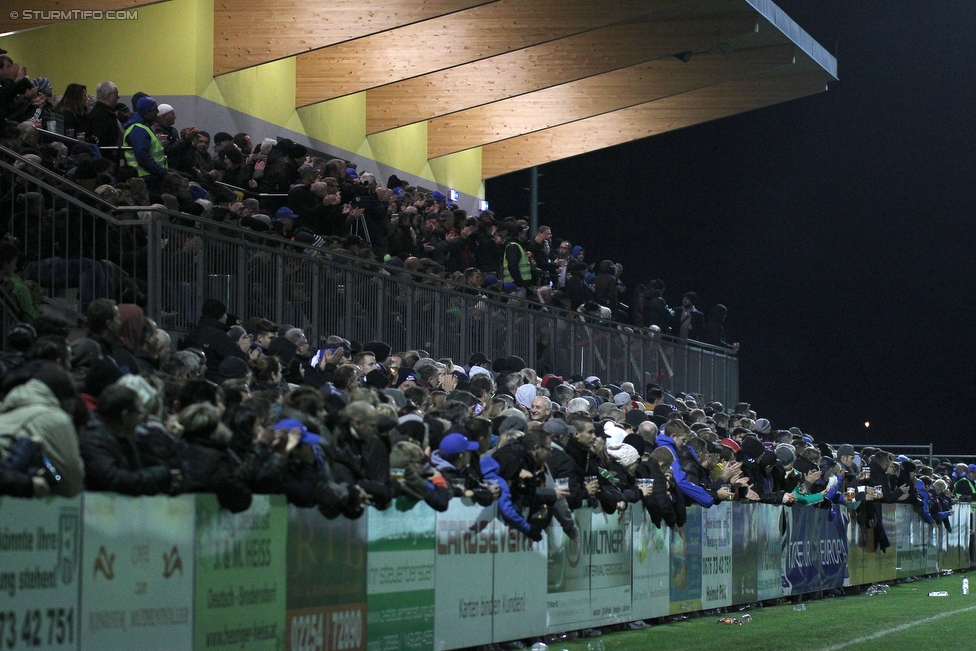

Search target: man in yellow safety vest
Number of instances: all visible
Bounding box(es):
[122,96,177,195]
[500,220,533,298]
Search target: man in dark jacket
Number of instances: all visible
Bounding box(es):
[672,291,705,340]
[327,401,393,517]
[0,54,33,122]
[81,385,181,495]
[642,279,673,332]
[492,428,557,541]
[562,415,605,510]
[182,299,248,383]
[88,81,122,157]
[86,299,139,374]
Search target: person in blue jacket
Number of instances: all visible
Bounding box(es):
[654,419,714,507]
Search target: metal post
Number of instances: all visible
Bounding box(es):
[529,166,539,235]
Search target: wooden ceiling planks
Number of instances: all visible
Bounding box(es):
[364,11,761,134]
[426,43,797,158]
[213,0,498,76]
[480,69,832,178]
[0,0,161,34]
[294,0,700,107]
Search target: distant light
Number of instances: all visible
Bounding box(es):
[479,200,489,211]
[864,422,870,428]
[449,190,459,202]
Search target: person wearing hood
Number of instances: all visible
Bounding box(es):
[0,361,85,497]
[389,439,452,512]
[514,383,537,411]
[326,401,395,516]
[171,402,252,513]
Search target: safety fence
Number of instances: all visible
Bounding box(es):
[141,215,739,402]
[0,143,739,402]
[0,495,971,651]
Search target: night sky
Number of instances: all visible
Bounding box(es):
[485,2,976,454]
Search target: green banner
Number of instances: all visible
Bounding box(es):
[365,501,435,651]
[194,494,288,651]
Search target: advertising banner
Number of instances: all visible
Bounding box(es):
[489,512,546,643]
[781,506,848,595]
[894,505,928,579]
[630,506,670,620]
[432,499,495,650]
[700,502,732,609]
[366,500,435,651]
[669,505,702,614]
[286,505,367,651]
[941,503,970,570]
[587,508,632,623]
[0,497,81,651]
[545,507,592,630]
[194,494,288,651]
[755,505,784,601]
[80,494,194,651]
[845,510,895,586]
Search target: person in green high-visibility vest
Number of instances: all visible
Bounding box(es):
[500,220,532,298]
[122,96,178,195]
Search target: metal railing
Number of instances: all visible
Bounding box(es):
[0,144,738,403]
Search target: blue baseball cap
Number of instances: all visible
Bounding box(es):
[135,96,158,116]
[439,433,479,459]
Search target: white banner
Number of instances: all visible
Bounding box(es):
[701,502,732,608]
[545,508,592,630]
[0,496,82,651]
[80,494,194,651]
[432,499,495,650]
[587,509,632,622]
[630,507,670,620]
[490,514,546,642]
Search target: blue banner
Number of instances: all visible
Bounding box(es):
[781,506,849,594]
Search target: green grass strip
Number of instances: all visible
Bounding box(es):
[545,573,976,651]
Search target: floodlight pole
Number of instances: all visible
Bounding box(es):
[529,166,539,234]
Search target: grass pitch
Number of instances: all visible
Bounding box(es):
[551,574,976,651]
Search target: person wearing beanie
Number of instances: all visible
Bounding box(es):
[122,95,177,194]
[217,357,251,383]
[775,444,796,468]
[152,103,181,161]
[182,299,248,383]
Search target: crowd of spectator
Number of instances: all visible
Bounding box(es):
[0,52,739,349]
[0,294,967,562]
